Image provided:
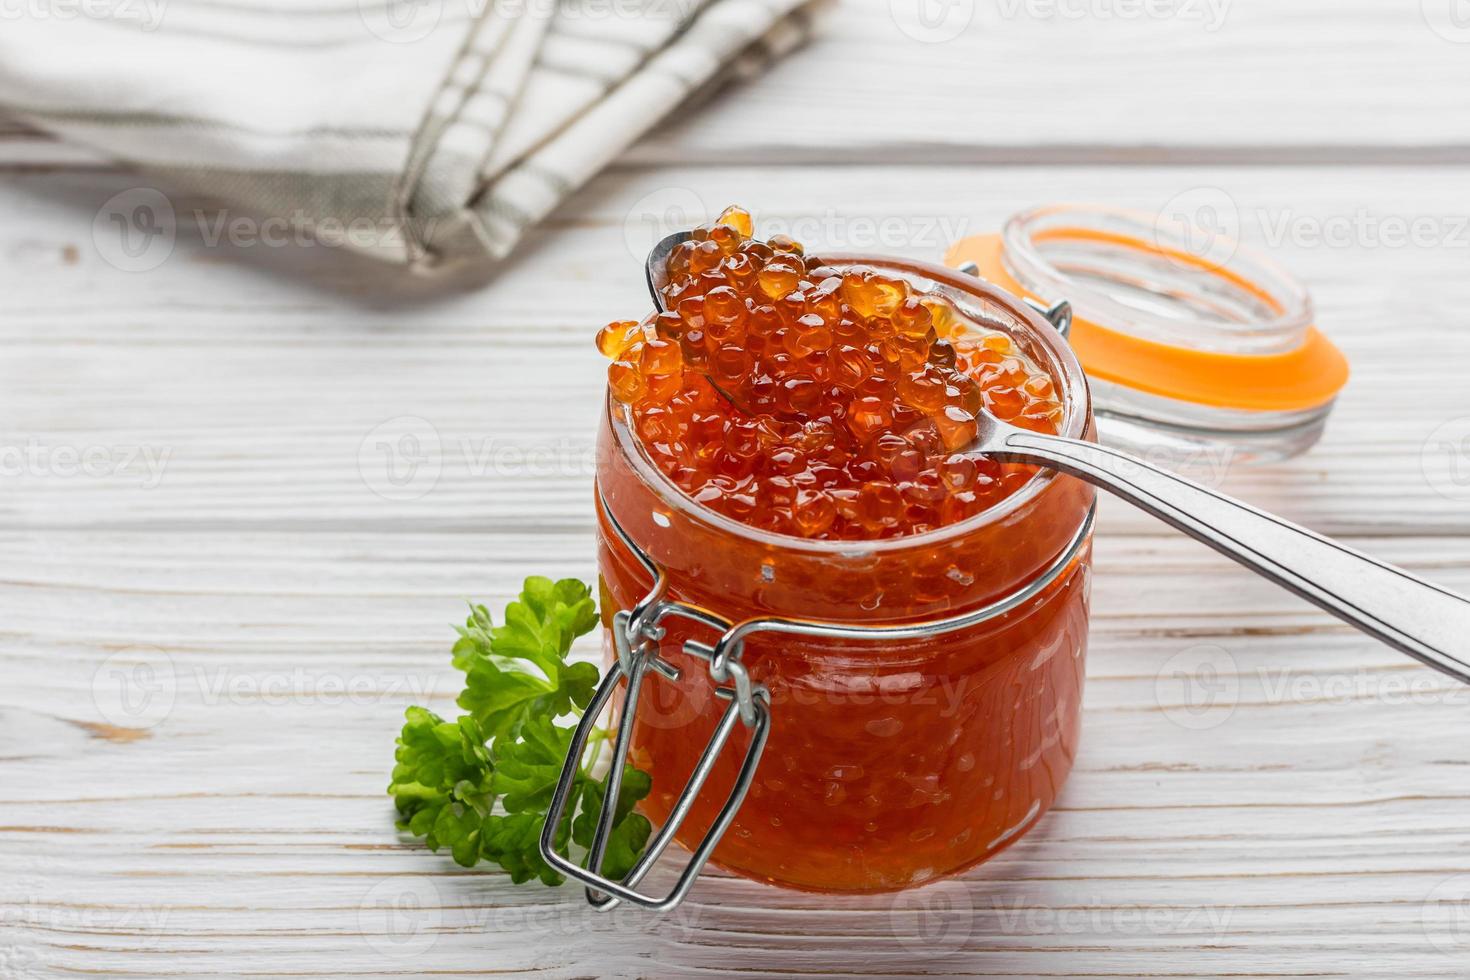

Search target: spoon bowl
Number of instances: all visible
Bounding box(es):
[645,230,692,312]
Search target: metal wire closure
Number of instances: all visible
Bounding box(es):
[540,493,1097,912]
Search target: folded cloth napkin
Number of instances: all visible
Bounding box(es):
[0,0,817,273]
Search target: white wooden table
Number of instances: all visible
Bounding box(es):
[4,2,1470,976]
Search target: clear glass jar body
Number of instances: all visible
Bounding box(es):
[595,256,1097,893]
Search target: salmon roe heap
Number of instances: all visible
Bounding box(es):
[596,206,1065,541]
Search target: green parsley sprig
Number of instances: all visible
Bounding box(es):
[388,577,652,884]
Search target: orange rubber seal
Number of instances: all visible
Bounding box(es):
[946,233,1350,413]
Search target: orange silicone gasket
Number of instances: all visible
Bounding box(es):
[945,232,1350,413]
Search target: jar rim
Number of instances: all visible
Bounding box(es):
[606,252,1093,557]
[1001,204,1315,356]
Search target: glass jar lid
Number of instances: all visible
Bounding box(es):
[946,204,1350,464]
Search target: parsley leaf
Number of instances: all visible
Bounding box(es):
[491,713,578,812]
[482,811,568,886]
[387,708,494,868]
[388,577,653,886]
[573,767,653,882]
[453,580,600,740]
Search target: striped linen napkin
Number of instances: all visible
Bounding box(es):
[0,0,817,273]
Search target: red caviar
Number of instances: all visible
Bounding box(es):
[598,206,1064,540]
[594,213,1096,894]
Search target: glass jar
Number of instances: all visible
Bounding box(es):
[948,205,1350,466]
[592,255,1097,895]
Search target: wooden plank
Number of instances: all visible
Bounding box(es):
[1,166,1468,537]
[2,144,1469,974]
[6,0,1470,172]
[1,530,1467,977]
[631,0,1470,162]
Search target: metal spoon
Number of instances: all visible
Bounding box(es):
[971,412,1470,684]
[644,232,1470,684]
[645,230,692,308]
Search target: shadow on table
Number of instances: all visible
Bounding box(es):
[6,171,585,310]
[432,828,1073,977]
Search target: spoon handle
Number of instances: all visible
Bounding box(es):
[994,429,1470,685]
